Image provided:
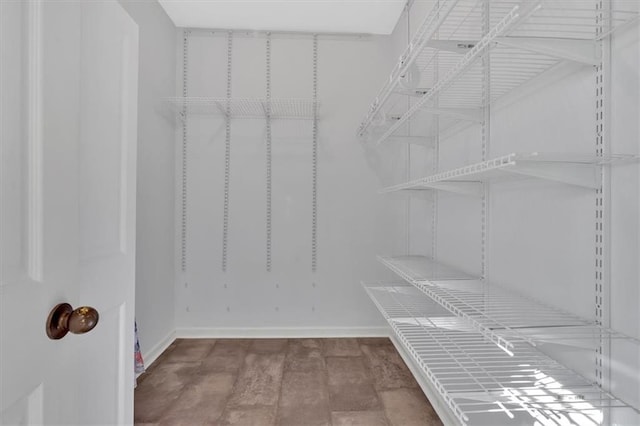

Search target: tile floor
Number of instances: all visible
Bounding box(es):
[135,338,443,426]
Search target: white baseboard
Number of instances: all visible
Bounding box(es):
[141,330,176,370]
[135,327,389,379]
[175,326,390,339]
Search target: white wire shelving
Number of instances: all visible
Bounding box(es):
[357,0,639,144]
[358,1,640,424]
[380,152,638,196]
[377,255,640,353]
[165,97,319,120]
[364,282,636,426]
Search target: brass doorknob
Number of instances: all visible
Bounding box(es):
[46,303,99,340]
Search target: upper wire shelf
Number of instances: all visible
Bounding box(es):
[377,255,640,353]
[357,0,639,143]
[380,152,638,195]
[364,282,637,426]
[165,97,319,120]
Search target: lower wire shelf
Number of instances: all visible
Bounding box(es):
[364,282,635,426]
[378,255,638,353]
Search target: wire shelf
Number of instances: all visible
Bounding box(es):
[377,255,640,351]
[357,0,639,142]
[165,97,319,120]
[380,152,639,195]
[364,282,636,426]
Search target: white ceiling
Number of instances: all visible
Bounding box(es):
[158,0,407,35]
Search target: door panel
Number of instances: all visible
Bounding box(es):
[76,1,138,424]
[79,2,131,259]
[0,0,26,282]
[79,304,126,425]
[1,0,138,424]
[0,384,43,426]
[1,1,48,421]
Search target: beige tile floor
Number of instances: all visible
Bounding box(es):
[135,338,443,426]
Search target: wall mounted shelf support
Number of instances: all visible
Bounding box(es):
[384,135,436,147]
[495,37,600,66]
[419,107,484,123]
[426,39,477,53]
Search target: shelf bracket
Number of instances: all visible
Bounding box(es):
[496,37,601,66]
[447,391,503,404]
[420,182,484,197]
[390,317,483,335]
[214,100,228,117]
[426,39,478,54]
[393,87,431,97]
[508,161,602,189]
[530,336,598,350]
[385,135,436,147]
[419,107,484,123]
[400,189,433,200]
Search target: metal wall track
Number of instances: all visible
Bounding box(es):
[222,32,233,272]
[266,33,272,272]
[179,31,320,276]
[181,30,190,273]
[480,0,490,280]
[311,35,319,273]
[594,0,612,397]
[431,1,440,264]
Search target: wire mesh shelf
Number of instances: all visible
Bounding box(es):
[380,152,639,195]
[165,97,319,120]
[357,0,639,143]
[364,282,637,426]
[377,255,640,351]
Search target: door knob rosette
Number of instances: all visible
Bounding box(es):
[46,303,99,340]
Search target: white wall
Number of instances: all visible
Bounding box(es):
[609,9,640,422]
[175,31,404,335]
[118,0,177,363]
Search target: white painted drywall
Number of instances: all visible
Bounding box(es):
[118,0,177,363]
[609,10,640,422]
[175,31,403,334]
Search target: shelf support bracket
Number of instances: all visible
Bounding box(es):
[426,39,478,54]
[419,107,485,123]
[384,135,436,147]
[418,182,484,197]
[496,37,601,66]
[507,162,602,189]
[393,87,431,97]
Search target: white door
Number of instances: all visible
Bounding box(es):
[0,1,138,425]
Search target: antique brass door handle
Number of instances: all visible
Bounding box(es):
[46,303,99,340]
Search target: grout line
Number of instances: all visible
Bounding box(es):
[321,340,333,425]
[215,343,249,423]
[273,339,289,424]
[359,341,393,426]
